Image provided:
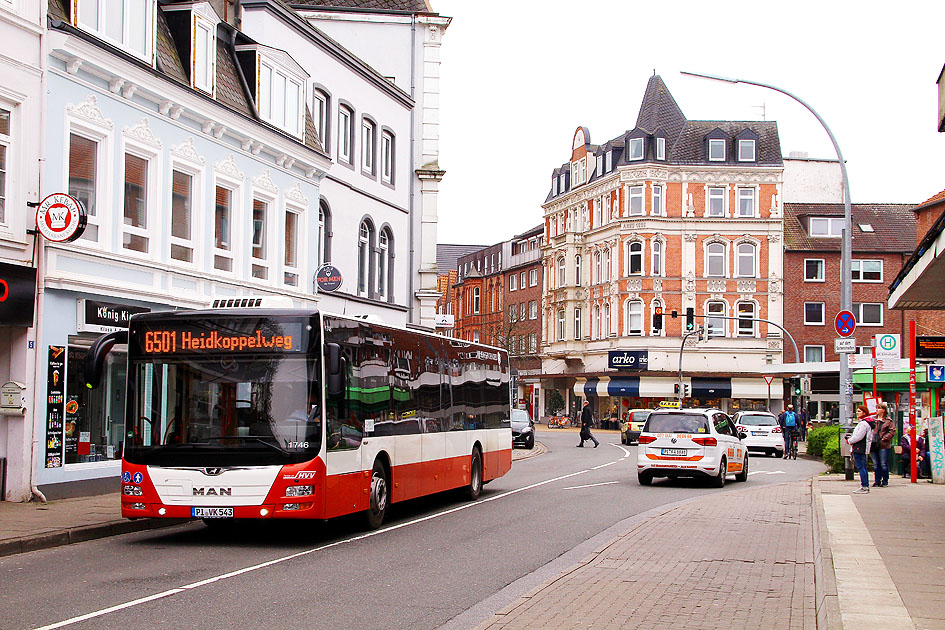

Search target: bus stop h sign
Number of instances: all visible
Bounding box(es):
[835,310,856,337]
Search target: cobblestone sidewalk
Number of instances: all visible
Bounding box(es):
[478,482,815,630]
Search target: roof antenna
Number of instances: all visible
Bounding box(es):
[653,69,656,76]
[752,102,767,121]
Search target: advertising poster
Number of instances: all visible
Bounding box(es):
[44,346,66,468]
[929,416,945,485]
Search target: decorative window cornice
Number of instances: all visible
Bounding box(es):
[214,154,244,180]
[171,137,205,165]
[122,117,161,148]
[66,95,113,129]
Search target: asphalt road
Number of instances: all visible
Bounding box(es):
[0,430,824,630]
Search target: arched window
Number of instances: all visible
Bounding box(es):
[736,242,756,278]
[651,240,663,277]
[706,301,727,337]
[594,251,602,284]
[626,300,643,336]
[737,301,756,337]
[557,256,566,287]
[358,220,375,296]
[706,242,726,277]
[318,200,332,265]
[473,286,480,314]
[603,303,611,338]
[378,228,393,301]
[627,241,644,275]
[575,254,582,285]
[557,309,565,341]
[573,307,582,340]
[603,247,611,281]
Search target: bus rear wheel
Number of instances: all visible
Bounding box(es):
[364,460,389,530]
[464,448,483,501]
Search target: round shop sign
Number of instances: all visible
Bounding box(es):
[315,264,343,292]
[35,193,87,242]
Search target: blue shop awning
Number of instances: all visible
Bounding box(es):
[607,377,640,397]
[690,377,732,399]
[584,377,601,398]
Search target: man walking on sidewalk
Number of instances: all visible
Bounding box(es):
[578,400,599,448]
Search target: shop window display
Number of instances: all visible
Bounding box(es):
[64,343,127,463]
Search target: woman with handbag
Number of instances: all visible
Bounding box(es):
[870,402,895,487]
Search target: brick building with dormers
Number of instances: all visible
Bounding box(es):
[784,203,917,419]
[538,75,787,420]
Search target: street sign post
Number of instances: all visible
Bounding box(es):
[835,338,856,354]
[835,310,856,337]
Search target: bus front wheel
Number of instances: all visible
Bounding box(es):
[464,448,483,501]
[364,460,389,530]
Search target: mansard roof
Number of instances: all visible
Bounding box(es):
[437,244,487,274]
[784,203,916,253]
[289,0,433,12]
[48,0,325,155]
[545,75,783,203]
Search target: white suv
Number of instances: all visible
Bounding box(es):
[637,408,749,487]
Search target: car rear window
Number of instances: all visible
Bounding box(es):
[644,413,709,434]
[738,414,777,426]
[632,411,650,423]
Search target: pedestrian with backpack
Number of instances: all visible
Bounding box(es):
[778,404,798,459]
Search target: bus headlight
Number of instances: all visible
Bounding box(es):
[123,485,144,496]
[286,485,314,497]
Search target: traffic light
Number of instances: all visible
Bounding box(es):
[684,383,691,398]
[654,306,663,332]
[674,383,679,394]
[793,378,802,396]
[685,307,695,331]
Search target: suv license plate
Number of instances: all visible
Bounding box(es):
[192,507,233,519]
[661,448,687,456]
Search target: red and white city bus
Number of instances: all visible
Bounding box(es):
[85,304,512,529]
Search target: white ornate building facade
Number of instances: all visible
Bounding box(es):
[538,75,786,420]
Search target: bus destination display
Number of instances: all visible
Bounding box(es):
[135,320,305,355]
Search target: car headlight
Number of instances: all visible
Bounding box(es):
[521,425,533,434]
[286,485,314,497]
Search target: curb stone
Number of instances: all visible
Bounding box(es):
[0,518,188,558]
[811,477,843,629]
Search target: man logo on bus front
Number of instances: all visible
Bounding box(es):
[202,468,225,476]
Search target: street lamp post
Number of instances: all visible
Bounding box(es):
[680,71,853,426]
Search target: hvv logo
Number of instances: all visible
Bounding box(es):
[608,350,648,370]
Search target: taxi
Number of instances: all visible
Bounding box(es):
[620,409,651,445]
[636,408,749,487]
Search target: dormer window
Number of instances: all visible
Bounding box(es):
[605,150,612,171]
[559,173,566,191]
[656,137,666,160]
[629,137,644,161]
[238,44,308,140]
[75,0,156,62]
[552,177,558,196]
[737,139,756,161]
[708,138,726,161]
[596,154,602,177]
[192,14,216,94]
[809,217,844,237]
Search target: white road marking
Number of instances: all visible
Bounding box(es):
[748,470,786,475]
[563,481,620,490]
[34,449,631,630]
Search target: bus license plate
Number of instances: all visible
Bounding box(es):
[661,448,687,456]
[192,507,233,519]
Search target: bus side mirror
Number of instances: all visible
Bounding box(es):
[326,343,346,398]
[83,330,128,389]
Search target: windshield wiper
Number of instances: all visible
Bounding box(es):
[202,435,291,456]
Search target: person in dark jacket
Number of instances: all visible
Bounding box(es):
[917,429,931,479]
[870,402,895,487]
[577,400,599,448]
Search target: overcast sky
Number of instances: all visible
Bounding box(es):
[433,0,945,246]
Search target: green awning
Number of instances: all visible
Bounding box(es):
[851,368,942,392]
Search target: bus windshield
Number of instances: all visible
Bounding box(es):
[123,315,320,466]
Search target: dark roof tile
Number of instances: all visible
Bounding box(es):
[671,121,781,166]
[437,244,487,272]
[214,36,253,116]
[784,203,916,253]
[290,0,432,12]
